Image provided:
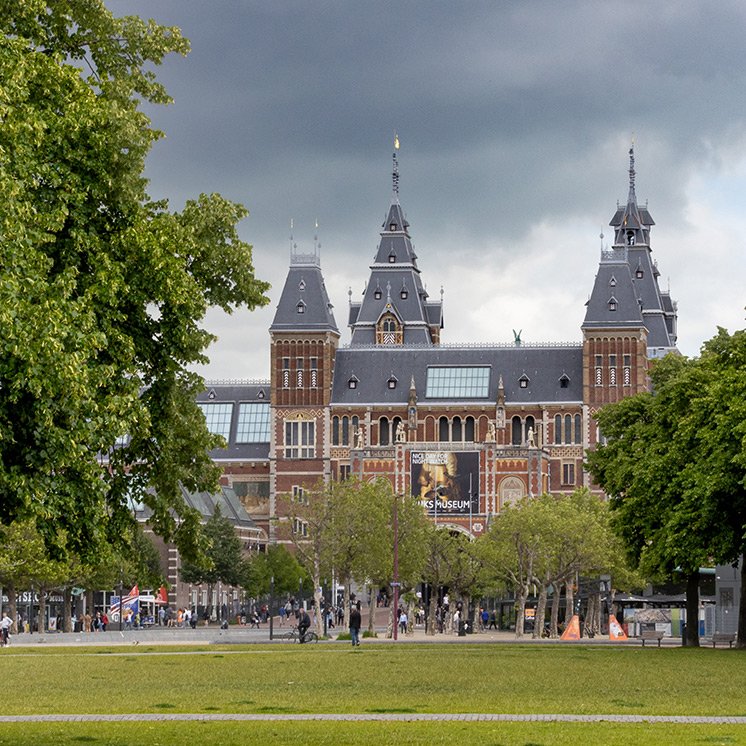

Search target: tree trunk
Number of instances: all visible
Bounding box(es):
[514,586,528,638]
[63,587,73,632]
[738,556,746,649]
[565,578,575,625]
[342,582,351,630]
[427,593,438,635]
[366,584,376,633]
[532,582,548,639]
[549,582,561,637]
[37,586,46,633]
[7,584,18,634]
[685,569,700,647]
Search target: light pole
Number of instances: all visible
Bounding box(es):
[269,575,274,641]
[392,491,400,640]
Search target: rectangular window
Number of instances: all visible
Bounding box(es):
[623,354,631,387]
[310,358,318,389]
[235,403,271,443]
[594,355,603,386]
[285,420,315,459]
[282,357,290,389]
[293,518,309,537]
[425,366,490,398]
[562,462,575,485]
[292,485,308,505]
[339,464,351,481]
[197,402,233,440]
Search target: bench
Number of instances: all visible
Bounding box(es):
[640,630,665,647]
[709,632,736,648]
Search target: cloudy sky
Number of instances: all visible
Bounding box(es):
[108,1,746,381]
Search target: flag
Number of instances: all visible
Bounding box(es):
[109,585,140,621]
[155,586,169,605]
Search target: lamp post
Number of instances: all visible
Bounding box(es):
[269,575,274,641]
[392,491,400,641]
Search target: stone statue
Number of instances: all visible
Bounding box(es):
[354,426,365,449]
[485,421,496,442]
[395,421,406,443]
[527,427,535,447]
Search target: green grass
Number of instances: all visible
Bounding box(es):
[0,721,744,745]
[2,643,745,743]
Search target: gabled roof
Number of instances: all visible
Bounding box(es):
[270,249,338,334]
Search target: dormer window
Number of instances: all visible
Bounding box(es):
[635,266,644,279]
[387,375,398,390]
[296,300,306,314]
[298,279,306,291]
[400,287,408,300]
[348,376,358,390]
[608,297,617,312]
[376,313,402,345]
[374,287,382,300]
[257,389,265,399]
[208,389,216,400]
[626,230,635,246]
[559,375,570,389]
[390,222,397,231]
[519,375,529,389]
[609,276,616,287]
[388,251,396,263]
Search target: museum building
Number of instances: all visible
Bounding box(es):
[196,147,678,546]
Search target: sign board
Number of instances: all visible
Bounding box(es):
[411,451,479,515]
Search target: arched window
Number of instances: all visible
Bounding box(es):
[379,417,390,446]
[574,414,582,444]
[332,416,340,446]
[524,416,535,443]
[376,313,402,345]
[439,416,450,442]
[464,416,475,442]
[554,414,562,445]
[564,414,572,445]
[452,416,462,442]
[342,416,350,446]
[511,416,522,446]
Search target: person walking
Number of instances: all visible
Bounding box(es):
[349,601,362,647]
[0,612,13,646]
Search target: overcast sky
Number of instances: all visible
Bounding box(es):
[108,1,746,381]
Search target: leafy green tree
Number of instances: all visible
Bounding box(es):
[587,353,717,646]
[242,545,308,602]
[0,1,269,563]
[180,506,243,620]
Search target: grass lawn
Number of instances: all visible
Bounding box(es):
[1,643,745,744]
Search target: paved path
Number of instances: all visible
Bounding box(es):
[1,713,745,724]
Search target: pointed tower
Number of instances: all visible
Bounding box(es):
[348,142,443,347]
[582,147,677,421]
[269,226,340,538]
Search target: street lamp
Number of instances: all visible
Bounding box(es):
[392,491,400,641]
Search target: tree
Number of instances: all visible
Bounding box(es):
[242,545,307,601]
[587,346,746,646]
[180,506,243,620]
[0,1,269,562]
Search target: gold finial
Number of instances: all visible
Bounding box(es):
[394,131,400,150]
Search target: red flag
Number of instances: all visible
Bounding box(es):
[155,586,168,605]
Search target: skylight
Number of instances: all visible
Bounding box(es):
[425,366,490,398]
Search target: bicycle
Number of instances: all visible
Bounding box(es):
[285,625,319,643]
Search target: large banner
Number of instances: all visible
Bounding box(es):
[411,451,479,515]
[109,584,139,623]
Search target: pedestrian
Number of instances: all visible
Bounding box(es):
[0,612,13,646]
[101,612,108,632]
[349,601,362,647]
[480,608,489,632]
[279,604,286,626]
[398,608,408,635]
[488,610,498,630]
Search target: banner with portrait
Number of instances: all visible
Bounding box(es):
[411,451,479,515]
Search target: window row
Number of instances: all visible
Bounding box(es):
[285,420,315,459]
[282,357,318,389]
[593,354,632,387]
[553,414,583,445]
[331,415,360,446]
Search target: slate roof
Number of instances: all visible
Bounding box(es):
[331,344,583,406]
[349,197,442,346]
[584,147,677,351]
[269,249,338,334]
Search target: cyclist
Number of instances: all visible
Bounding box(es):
[298,608,311,643]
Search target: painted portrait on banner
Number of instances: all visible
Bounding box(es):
[411,451,479,515]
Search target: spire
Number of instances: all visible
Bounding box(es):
[392,131,400,199]
[627,143,637,205]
